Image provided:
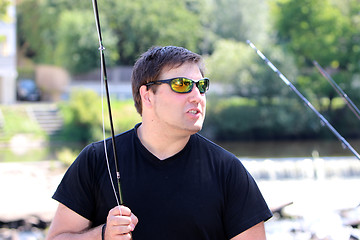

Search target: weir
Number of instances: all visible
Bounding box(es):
[241,156,360,180]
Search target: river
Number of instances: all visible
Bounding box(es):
[2,138,359,162]
[216,139,360,158]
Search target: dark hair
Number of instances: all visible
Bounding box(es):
[131,46,204,115]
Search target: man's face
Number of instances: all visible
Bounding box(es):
[150,62,207,136]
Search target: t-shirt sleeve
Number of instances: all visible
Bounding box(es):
[224,157,273,238]
[52,143,98,220]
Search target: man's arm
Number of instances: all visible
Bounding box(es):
[46,203,98,240]
[46,203,138,240]
[231,221,266,240]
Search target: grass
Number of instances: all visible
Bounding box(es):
[0,105,46,141]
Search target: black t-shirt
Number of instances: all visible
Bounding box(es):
[53,123,272,239]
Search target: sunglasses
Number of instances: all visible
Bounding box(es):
[145,77,210,94]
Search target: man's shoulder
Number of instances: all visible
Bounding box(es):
[95,126,136,146]
[192,133,236,159]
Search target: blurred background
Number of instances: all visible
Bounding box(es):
[0,0,360,239]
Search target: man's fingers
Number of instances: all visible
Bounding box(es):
[109,205,132,217]
[130,213,138,230]
[108,224,134,235]
[106,205,137,234]
[107,232,132,240]
[108,205,137,229]
[106,205,137,240]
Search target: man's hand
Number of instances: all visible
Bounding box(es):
[104,205,138,239]
[46,204,138,240]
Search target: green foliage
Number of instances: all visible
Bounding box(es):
[203,96,323,140]
[0,0,9,21]
[15,0,360,141]
[17,0,207,70]
[17,0,57,63]
[271,0,346,67]
[208,0,270,45]
[206,39,298,101]
[58,90,141,144]
[56,147,78,167]
[270,0,360,125]
[17,0,118,74]
[206,40,255,87]
[335,0,360,73]
[109,100,142,134]
[54,10,118,74]
[0,0,10,44]
[58,90,102,143]
[102,0,205,65]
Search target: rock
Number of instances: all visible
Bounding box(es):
[0,161,65,223]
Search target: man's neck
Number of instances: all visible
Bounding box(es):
[137,123,191,160]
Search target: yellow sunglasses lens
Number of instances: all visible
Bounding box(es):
[171,78,193,93]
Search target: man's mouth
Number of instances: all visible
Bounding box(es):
[188,110,199,114]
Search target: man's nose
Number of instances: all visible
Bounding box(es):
[188,84,204,102]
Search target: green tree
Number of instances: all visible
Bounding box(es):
[0,0,9,21]
[271,0,360,109]
[17,0,207,72]
[270,0,360,138]
[102,0,205,65]
[0,0,10,43]
[333,0,360,73]
[17,0,82,63]
[208,0,270,45]
[58,90,140,143]
[203,40,324,141]
[59,90,103,143]
[271,0,347,67]
[54,10,118,74]
[206,39,298,102]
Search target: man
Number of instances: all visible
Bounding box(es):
[46,46,272,240]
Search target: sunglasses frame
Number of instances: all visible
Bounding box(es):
[145,77,210,94]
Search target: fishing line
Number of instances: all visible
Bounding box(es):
[313,60,360,121]
[92,0,124,207]
[247,40,360,160]
[101,63,120,207]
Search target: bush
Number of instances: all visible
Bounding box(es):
[58,89,141,144]
[56,147,79,167]
[203,96,323,141]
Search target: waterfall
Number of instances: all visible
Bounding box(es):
[241,156,360,180]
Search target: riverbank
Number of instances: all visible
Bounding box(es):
[259,178,360,239]
[0,161,65,222]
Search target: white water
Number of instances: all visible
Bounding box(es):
[261,178,360,239]
[241,156,360,239]
[242,156,360,180]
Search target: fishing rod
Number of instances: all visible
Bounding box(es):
[92,0,123,205]
[313,60,360,121]
[246,40,360,160]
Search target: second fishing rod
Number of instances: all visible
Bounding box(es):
[246,40,360,160]
[313,60,360,121]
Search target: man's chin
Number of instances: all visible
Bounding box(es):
[176,119,204,135]
[188,124,203,134]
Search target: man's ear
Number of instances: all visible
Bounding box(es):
[139,85,152,107]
